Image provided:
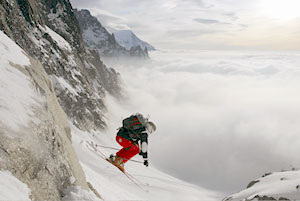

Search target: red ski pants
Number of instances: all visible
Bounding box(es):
[116,135,140,163]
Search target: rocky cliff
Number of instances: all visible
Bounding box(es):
[0,30,98,200]
[0,0,121,131]
[74,9,149,58]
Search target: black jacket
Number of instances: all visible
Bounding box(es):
[117,127,148,159]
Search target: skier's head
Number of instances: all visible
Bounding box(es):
[146,121,156,134]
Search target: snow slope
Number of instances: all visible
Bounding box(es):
[0,171,31,201]
[114,30,155,51]
[0,30,40,131]
[225,171,300,200]
[71,123,223,201]
[0,31,30,66]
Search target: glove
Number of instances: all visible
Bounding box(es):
[144,160,149,167]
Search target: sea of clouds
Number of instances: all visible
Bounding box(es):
[104,50,300,194]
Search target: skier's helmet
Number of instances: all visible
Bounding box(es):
[146,121,156,134]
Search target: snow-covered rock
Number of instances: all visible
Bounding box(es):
[0,30,89,200]
[224,170,300,200]
[74,9,150,58]
[114,29,155,51]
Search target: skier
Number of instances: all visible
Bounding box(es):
[110,113,156,172]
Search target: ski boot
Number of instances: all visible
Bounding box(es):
[109,154,125,172]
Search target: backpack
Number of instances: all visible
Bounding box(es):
[122,114,147,134]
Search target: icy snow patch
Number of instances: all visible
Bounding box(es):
[0,31,30,66]
[29,28,47,48]
[0,31,41,131]
[51,75,79,96]
[40,25,72,51]
[62,186,102,201]
[0,171,31,200]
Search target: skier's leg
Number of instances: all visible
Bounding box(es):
[121,143,139,163]
[116,136,140,163]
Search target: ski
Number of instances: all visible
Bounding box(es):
[85,141,148,192]
[105,158,125,173]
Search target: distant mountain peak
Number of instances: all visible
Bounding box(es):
[74,9,150,58]
[114,29,155,51]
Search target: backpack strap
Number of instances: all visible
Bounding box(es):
[130,116,141,129]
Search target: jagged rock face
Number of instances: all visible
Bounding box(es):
[74,9,149,58]
[74,9,123,56]
[0,0,121,131]
[129,45,149,57]
[43,0,85,53]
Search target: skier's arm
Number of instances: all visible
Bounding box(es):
[139,132,148,162]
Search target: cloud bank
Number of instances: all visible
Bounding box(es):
[194,18,231,25]
[104,50,300,193]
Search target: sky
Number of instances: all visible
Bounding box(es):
[69,0,300,50]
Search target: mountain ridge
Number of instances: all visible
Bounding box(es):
[114,29,155,51]
[74,9,150,58]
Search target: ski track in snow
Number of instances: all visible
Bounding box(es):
[71,123,224,201]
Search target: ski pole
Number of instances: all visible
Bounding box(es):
[114,156,144,164]
[95,144,119,151]
[92,143,144,164]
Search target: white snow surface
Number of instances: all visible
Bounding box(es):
[114,29,155,51]
[0,31,30,66]
[228,170,300,200]
[63,186,102,201]
[0,171,31,200]
[40,25,72,51]
[0,31,41,131]
[71,123,223,201]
